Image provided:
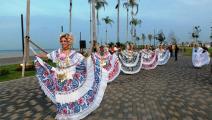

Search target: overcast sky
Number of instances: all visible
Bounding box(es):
[0,0,212,50]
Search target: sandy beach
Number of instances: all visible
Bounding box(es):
[0,56,34,66]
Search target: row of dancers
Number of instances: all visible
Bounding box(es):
[33,33,210,120]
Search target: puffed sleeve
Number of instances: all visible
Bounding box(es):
[47,50,57,62]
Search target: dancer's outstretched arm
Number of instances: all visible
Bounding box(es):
[36,53,48,59]
[30,46,48,59]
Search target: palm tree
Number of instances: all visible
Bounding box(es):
[148,34,153,45]
[69,0,73,32]
[94,0,108,43]
[128,0,139,17]
[168,31,177,44]
[87,0,96,53]
[157,31,166,44]
[89,1,92,46]
[22,0,31,77]
[128,0,139,41]
[192,26,201,44]
[115,0,120,42]
[129,18,142,42]
[141,33,146,48]
[88,0,107,53]
[135,36,140,49]
[123,1,130,42]
[102,16,113,44]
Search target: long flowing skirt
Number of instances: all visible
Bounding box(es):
[34,55,107,120]
[157,50,170,65]
[93,52,121,82]
[192,47,210,68]
[140,50,158,70]
[118,51,143,74]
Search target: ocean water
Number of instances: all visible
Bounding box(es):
[0,49,55,58]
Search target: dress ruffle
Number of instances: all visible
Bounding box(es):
[156,49,170,65]
[192,47,210,67]
[34,55,108,120]
[118,50,143,74]
[140,50,158,70]
[93,52,121,82]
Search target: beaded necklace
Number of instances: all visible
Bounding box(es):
[56,49,71,82]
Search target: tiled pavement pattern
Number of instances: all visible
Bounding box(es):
[0,55,212,120]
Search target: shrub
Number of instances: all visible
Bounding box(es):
[0,69,10,76]
[16,64,35,71]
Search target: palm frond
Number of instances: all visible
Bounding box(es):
[102,16,114,25]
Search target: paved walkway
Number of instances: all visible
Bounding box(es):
[0,55,212,120]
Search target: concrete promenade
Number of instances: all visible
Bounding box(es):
[0,55,212,120]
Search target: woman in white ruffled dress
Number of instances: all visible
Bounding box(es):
[192,44,210,68]
[35,33,108,120]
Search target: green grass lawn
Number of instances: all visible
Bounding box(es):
[0,64,35,82]
[181,47,212,56]
[0,59,56,82]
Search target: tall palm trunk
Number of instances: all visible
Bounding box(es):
[92,1,97,42]
[126,8,129,42]
[69,0,72,32]
[117,0,120,42]
[130,10,133,42]
[106,25,108,44]
[89,3,92,45]
[143,40,144,47]
[22,0,30,77]
[140,39,142,48]
[90,0,96,54]
[97,11,99,43]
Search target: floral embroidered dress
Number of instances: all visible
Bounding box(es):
[93,51,121,82]
[156,48,170,65]
[192,47,210,67]
[118,50,143,74]
[140,49,158,70]
[34,49,108,120]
